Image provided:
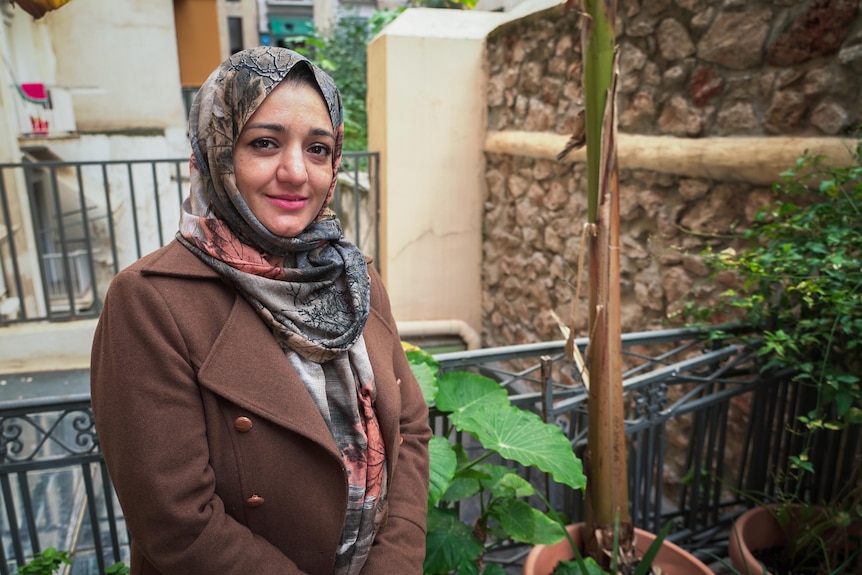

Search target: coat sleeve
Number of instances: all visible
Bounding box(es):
[361,266,432,574]
[90,269,310,574]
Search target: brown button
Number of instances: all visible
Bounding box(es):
[234,416,253,432]
[399,436,404,445]
[246,494,265,507]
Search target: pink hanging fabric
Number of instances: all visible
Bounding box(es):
[18,83,49,105]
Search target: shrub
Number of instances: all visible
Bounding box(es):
[698,143,862,437]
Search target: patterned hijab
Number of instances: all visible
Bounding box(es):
[176,47,385,574]
[178,46,369,361]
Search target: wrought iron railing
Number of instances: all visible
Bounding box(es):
[0,394,123,575]
[3,326,855,573]
[0,327,783,573]
[429,327,858,571]
[0,152,379,326]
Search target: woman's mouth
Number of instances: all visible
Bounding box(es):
[267,195,308,211]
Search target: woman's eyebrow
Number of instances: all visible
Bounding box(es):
[243,123,334,140]
[309,127,336,140]
[244,122,285,133]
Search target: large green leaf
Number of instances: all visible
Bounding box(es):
[433,370,585,490]
[424,507,483,574]
[405,347,440,405]
[475,463,536,498]
[428,436,457,506]
[435,372,510,415]
[440,475,482,503]
[457,403,586,491]
[490,498,567,545]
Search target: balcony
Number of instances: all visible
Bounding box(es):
[2,328,857,573]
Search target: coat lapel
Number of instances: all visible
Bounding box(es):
[144,241,401,468]
[196,291,341,458]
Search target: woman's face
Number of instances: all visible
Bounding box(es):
[233,81,335,238]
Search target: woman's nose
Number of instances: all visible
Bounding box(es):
[276,147,308,184]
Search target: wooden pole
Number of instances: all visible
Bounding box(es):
[484,131,861,186]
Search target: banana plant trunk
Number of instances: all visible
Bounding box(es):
[581,0,633,569]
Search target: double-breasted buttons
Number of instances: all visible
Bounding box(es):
[246,494,265,507]
[234,416,253,432]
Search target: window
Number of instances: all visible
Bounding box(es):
[228,17,243,55]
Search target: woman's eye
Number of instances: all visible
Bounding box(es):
[251,138,276,150]
[308,144,331,157]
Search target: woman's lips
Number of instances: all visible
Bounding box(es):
[267,195,307,211]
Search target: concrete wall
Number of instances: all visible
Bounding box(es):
[368,8,512,344]
[47,0,187,132]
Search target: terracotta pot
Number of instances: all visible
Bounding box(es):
[728,504,862,575]
[523,523,715,575]
[727,506,786,575]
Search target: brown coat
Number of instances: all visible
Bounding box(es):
[90,240,431,575]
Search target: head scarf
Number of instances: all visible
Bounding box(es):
[176,47,384,574]
[178,46,369,362]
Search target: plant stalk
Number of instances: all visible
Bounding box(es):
[581,0,633,567]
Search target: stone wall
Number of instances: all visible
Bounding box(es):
[482,0,862,349]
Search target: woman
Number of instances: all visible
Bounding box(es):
[90,46,431,575]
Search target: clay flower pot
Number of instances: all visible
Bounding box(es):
[727,506,786,575]
[523,523,715,575]
[728,504,862,575]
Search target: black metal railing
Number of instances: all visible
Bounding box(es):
[0,152,379,327]
[0,394,124,575]
[429,327,859,570]
[0,326,811,573]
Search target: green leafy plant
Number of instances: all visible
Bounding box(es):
[104,561,130,575]
[15,548,71,575]
[690,143,862,574]
[700,143,862,444]
[405,343,586,574]
[292,8,403,151]
[14,548,129,575]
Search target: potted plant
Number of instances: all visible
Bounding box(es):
[506,1,717,572]
[406,344,587,575]
[13,547,129,575]
[524,522,714,575]
[728,499,861,575]
[412,1,719,567]
[540,1,693,572]
[692,143,862,574]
